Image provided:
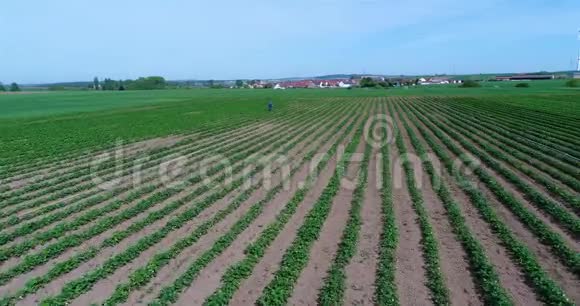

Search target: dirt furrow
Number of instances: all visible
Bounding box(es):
[407,102,542,305]
[0,120,282,226]
[145,116,350,306]
[77,118,336,306]
[430,117,579,250]
[2,154,224,249]
[228,143,342,305]
[0,117,318,300]
[286,135,365,305]
[9,120,322,304]
[0,114,281,195]
[0,117,304,263]
[390,142,432,305]
[397,106,481,305]
[171,158,312,305]
[343,147,381,305]
[436,116,579,220]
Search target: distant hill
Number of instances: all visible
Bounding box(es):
[20,70,579,88]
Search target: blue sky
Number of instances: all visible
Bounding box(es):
[2,0,580,83]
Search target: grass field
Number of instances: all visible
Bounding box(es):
[0,84,578,305]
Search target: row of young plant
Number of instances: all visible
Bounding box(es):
[0,102,351,265]
[0,104,323,212]
[374,100,400,306]
[421,100,580,194]
[315,113,374,305]
[0,120,272,219]
[253,109,369,306]
[409,101,580,273]
[455,98,580,146]
[0,113,268,194]
[451,98,580,151]
[419,101,580,213]
[431,99,580,164]
[0,101,325,203]
[200,107,372,306]
[0,102,361,305]
[423,100,579,180]
[413,101,580,236]
[394,102,513,305]
[39,104,358,306]
[0,103,331,278]
[0,104,338,249]
[0,110,318,234]
[101,104,361,306]
[0,102,336,227]
[433,103,580,179]
[0,101,319,182]
[403,102,576,305]
[136,106,369,306]
[388,102,450,305]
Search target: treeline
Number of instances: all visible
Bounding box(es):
[0,82,21,92]
[90,76,167,91]
[359,77,419,89]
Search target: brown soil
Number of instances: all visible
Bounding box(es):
[466,129,578,205]
[396,109,482,305]
[418,103,580,300]
[165,116,351,306]
[6,109,338,304]
[430,114,579,249]
[1,118,276,216]
[0,118,274,198]
[0,120,294,249]
[447,121,579,222]
[0,120,306,301]
[75,117,334,305]
[343,148,381,305]
[286,133,365,305]
[229,120,360,305]
[423,102,579,198]
[391,145,433,305]
[405,102,542,305]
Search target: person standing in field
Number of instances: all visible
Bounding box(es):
[268,100,273,112]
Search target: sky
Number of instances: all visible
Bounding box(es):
[1,0,580,84]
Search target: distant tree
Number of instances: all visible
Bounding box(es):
[10,83,21,92]
[459,80,481,88]
[101,78,119,90]
[235,80,244,88]
[359,77,376,88]
[0,82,5,92]
[264,83,273,89]
[93,77,100,90]
[565,79,580,88]
[125,76,167,90]
[515,83,530,88]
[377,81,390,88]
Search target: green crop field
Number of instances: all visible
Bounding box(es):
[0,85,578,305]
